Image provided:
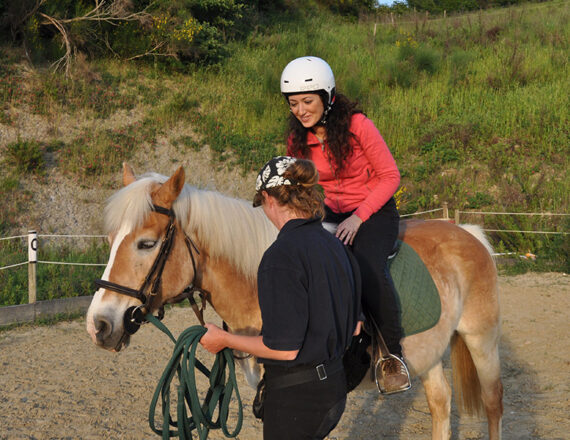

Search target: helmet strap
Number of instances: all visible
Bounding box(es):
[319,94,335,125]
[319,106,330,125]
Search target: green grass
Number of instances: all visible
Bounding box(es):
[0,239,109,306]
[0,1,568,277]
[176,3,568,222]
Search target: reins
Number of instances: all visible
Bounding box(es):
[145,314,243,440]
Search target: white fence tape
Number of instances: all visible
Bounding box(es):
[0,261,28,271]
[400,208,443,218]
[0,205,567,319]
[0,235,27,241]
[37,261,107,267]
[483,229,569,235]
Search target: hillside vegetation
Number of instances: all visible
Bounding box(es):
[1,0,569,287]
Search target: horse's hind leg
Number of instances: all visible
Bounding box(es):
[462,332,503,440]
[421,361,452,440]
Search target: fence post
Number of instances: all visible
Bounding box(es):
[454,210,460,225]
[28,230,38,304]
[442,202,449,220]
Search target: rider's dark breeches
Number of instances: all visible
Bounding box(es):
[325,198,403,356]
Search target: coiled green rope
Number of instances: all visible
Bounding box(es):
[146,314,243,439]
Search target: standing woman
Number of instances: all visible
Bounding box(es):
[200,156,362,439]
[281,56,411,393]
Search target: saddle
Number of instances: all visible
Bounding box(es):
[389,240,441,337]
[343,240,441,392]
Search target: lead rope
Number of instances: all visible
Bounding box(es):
[145,314,243,440]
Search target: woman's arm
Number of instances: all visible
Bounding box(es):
[352,114,400,222]
[200,323,299,361]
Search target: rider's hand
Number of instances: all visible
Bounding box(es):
[336,214,363,245]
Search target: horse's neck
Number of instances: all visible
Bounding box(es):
[199,253,262,335]
[180,189,271,334]
[181,187,277,282]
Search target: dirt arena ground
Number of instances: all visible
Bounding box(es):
[0,272,568,440]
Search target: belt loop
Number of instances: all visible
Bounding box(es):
[316,364,327,380]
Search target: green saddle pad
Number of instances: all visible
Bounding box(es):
[388,240,441,337]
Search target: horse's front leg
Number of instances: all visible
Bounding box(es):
[421,361,452,440]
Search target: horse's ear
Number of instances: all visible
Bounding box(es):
[155,166,185,207]
[122,163,136,187]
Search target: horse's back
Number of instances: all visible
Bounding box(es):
[398,219,499,366]
[398,219,496,279]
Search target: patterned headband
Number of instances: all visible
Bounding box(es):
[255,156,298,192]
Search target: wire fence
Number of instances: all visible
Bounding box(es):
[400,207,444,218]
[370,0,568,28]
[0,234,28,241]
[0,205,568,307]
[453,210,570,236]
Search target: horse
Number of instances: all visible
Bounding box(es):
[86,164,503,440]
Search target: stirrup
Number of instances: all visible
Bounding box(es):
[374,353,412,395]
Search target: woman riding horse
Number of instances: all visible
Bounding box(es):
[281,56,410,393]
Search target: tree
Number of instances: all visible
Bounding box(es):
[0,0,251,75]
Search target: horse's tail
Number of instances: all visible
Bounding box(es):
[450,331,485,416]
[459,223,494,257]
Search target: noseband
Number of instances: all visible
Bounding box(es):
[95,204,205,335]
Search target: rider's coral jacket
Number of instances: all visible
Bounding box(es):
[287,112,400,222]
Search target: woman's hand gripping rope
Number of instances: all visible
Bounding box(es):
[145,314,243,440]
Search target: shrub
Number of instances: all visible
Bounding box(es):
[386,31,441,88]
[466,192,495,208]
[413,46,441,74]
[386,58,417,88]
[448,49,475,86]
[58,125,144,181]
[3,140,45,175]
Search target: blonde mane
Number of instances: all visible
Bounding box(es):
[104,173,278,282]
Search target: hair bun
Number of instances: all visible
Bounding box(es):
[285,159,319,187]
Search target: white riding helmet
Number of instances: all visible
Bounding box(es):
[280,56,336,107]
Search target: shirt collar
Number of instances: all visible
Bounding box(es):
[278,217,321,237]
[306,130,323,146]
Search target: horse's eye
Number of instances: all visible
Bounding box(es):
[137,240,157,250]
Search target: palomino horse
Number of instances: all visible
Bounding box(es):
[86,164,503,440]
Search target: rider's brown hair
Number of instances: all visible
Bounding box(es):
[286,93,362,176]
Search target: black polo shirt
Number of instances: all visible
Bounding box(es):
[257,217,361,367]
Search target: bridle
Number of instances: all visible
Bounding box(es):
[94,203,253,361]
[94,204,207,336]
